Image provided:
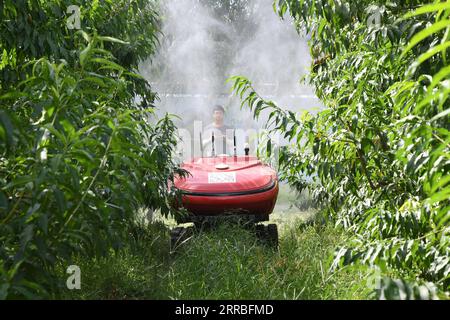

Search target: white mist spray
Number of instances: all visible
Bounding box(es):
[139,0,321,159]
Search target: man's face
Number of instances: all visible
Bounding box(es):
[213,110,224,124]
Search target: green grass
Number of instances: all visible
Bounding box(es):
[53,213,374,300]
[167,221,371,299]
[52,222,171,299]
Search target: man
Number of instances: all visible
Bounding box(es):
[202,105,234,156]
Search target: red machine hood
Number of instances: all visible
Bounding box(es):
[175,156,277,194]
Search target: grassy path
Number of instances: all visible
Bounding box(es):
[55,206,373,299]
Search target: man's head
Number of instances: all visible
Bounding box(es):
[212,105,225,126]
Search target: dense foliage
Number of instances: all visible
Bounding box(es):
[0,1,183,298]
[232,0,449,298]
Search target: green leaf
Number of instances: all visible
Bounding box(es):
[429,64,450,90]
[97,36,130,45]
[403,2,450,19]
[318,18,327,37]
[403,19,450,56]
[266,138,272,158]
[361,137,372,154]
[20,225,34,250]
[0,91,26,100]
[416,41,450,66]
[91,58,124,71]
[427,189,450,205]
[0,191,8,213]
[0,111,14,147]
[0,283,10,300]
[431,108,450,122]
[5,176,35,189]
[79,42,93,67]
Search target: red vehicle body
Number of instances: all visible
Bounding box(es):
[174,155,279,222]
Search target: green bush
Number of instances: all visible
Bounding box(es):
[231,0,449,299]
[0,1,184,299]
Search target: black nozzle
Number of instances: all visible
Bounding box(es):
[212,131,215,157]
[245,144,250,156]
[233,129,237,157]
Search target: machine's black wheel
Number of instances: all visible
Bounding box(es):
[267,224,279,248]
[170,227,182,251]
[194,220,214,231]
[255,224,278,249]
[255,224,266,240]
[194,221,203,231]
[170,226,194,252]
